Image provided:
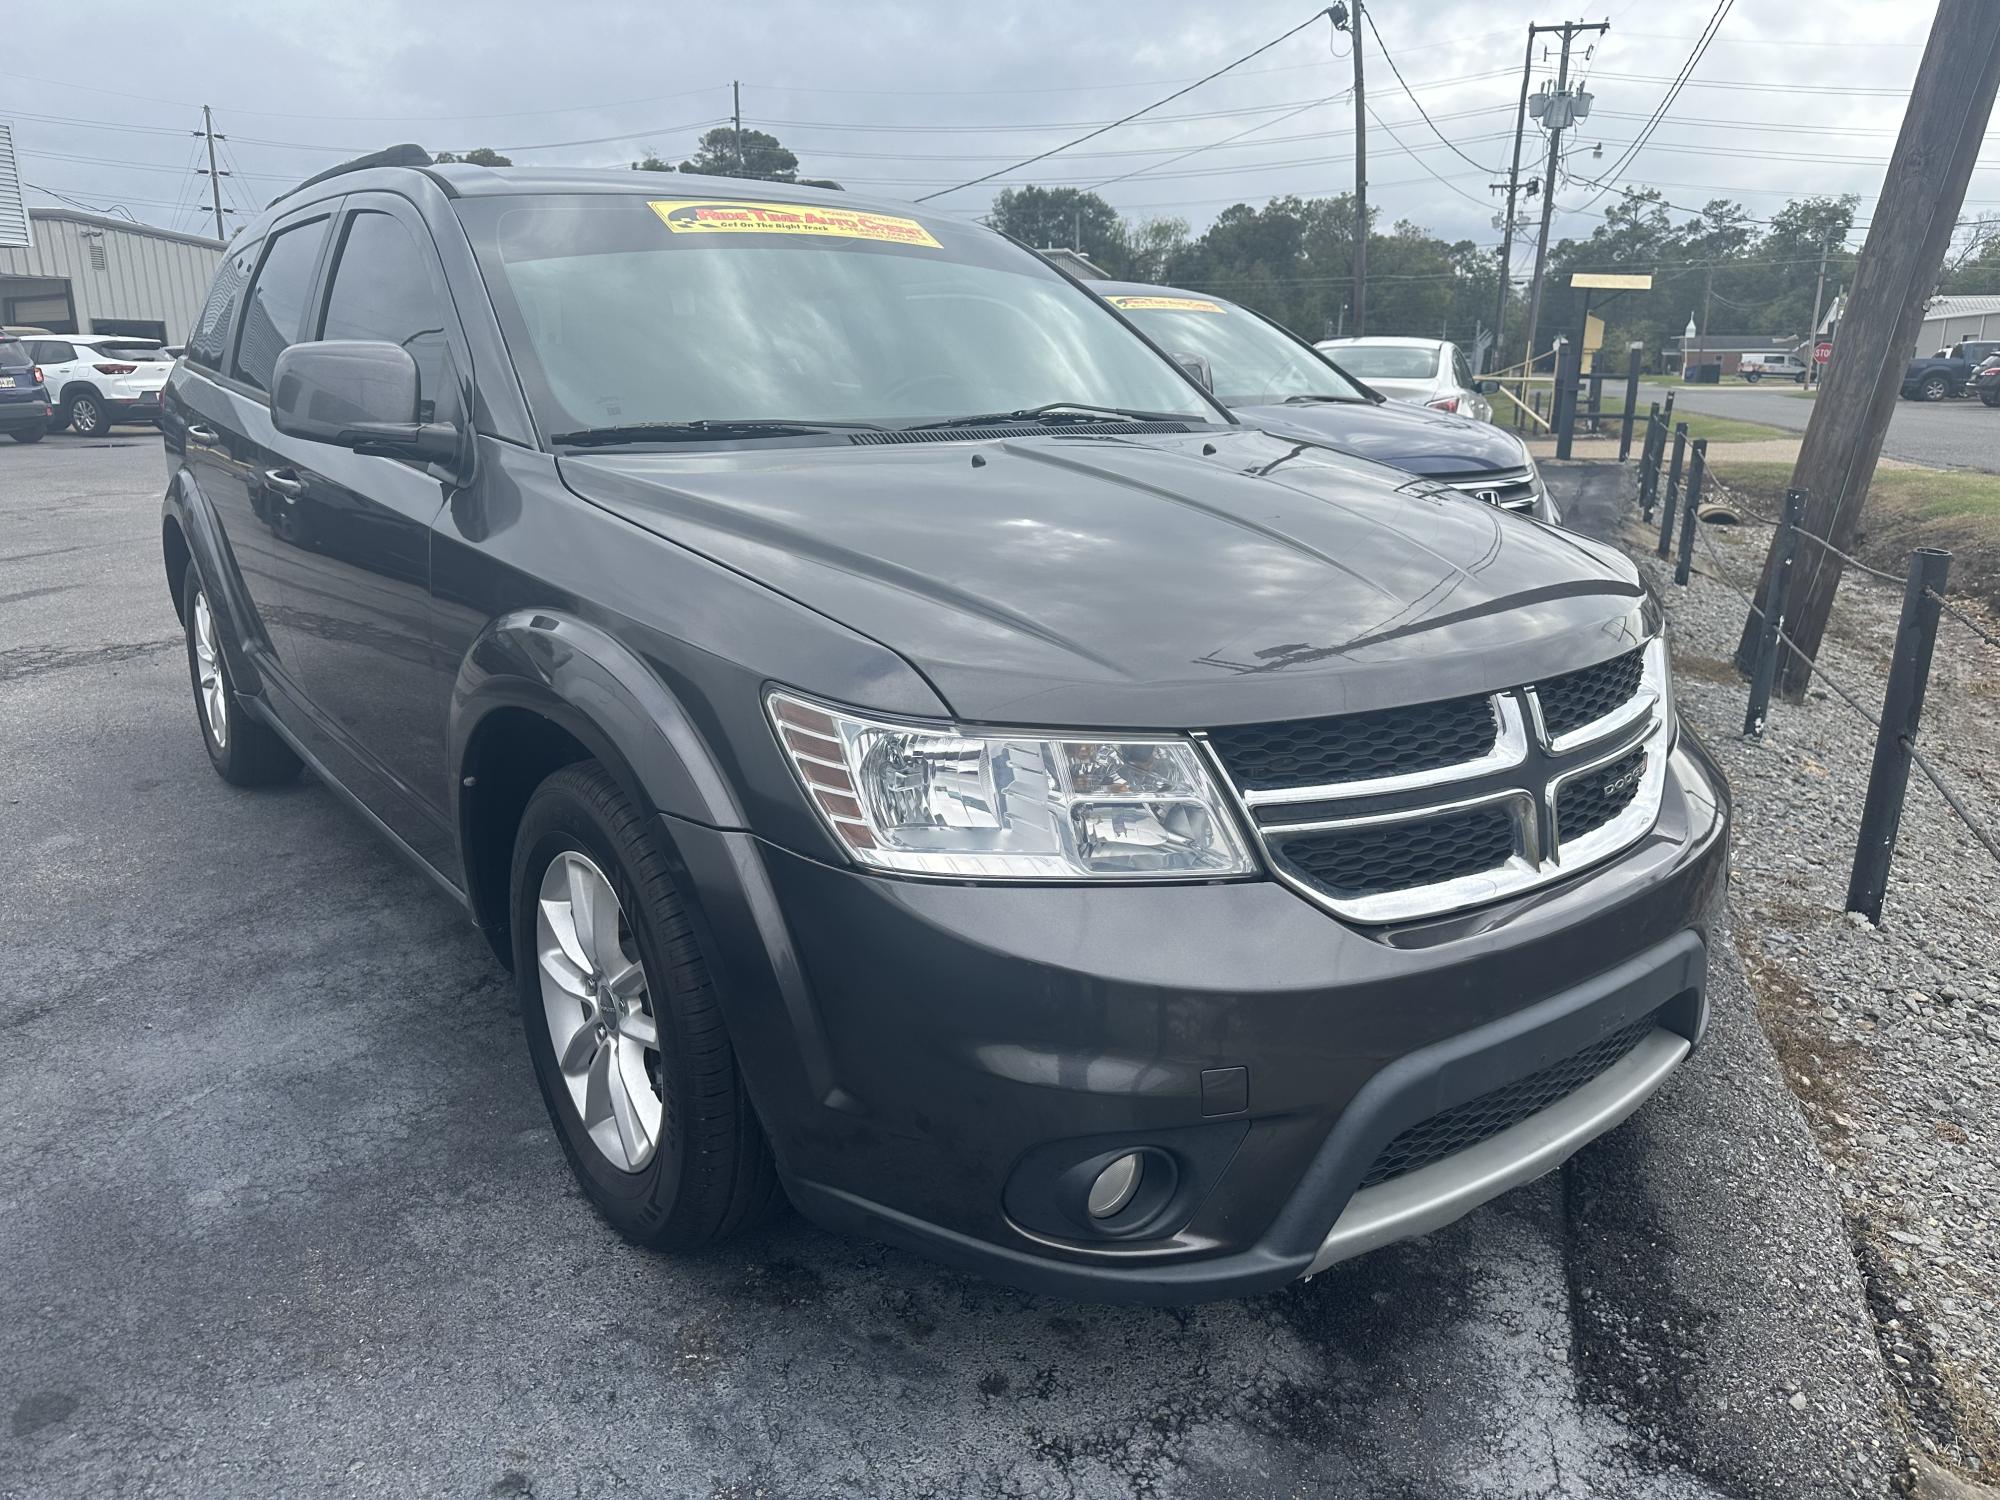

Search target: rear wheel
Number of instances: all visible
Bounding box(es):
[9,426,43,444]
[182,564,301,787]
[65,392,106,435]
[511,761,780,1250]
[1743,371,1761,384]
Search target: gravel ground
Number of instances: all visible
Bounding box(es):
[1636,383,2000,474]
[1610,469,2000,1488]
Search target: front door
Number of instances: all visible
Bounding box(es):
[258,194,467,877]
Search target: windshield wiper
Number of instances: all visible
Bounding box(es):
[550,418,887,447]
[901,401,1189,431]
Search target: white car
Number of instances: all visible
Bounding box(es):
[1316,336,1492,422]
[19,334,174,435]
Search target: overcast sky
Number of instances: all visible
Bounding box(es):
[1,0,1958,253]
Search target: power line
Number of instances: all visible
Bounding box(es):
[1082,92,1347,192]
[1568,0,1734,214]
[1361,7,1500,174]
[913,8,1340,202]
[1362,103,1494,208]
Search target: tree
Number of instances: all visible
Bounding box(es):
[433,147,512,166]
[632,153,675,173]
[989,186,1132,273]
[679,127,802,182]
[1127,217,1190,282]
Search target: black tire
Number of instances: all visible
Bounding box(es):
[66,392,107,436]
[181,562,302,787]
[1983,390,2000,408]
[1920,374,1951,402]
[1742,371,1761,384]
[1795,371,1807,385]
[511,761,780,1250]
[9,426,44,443]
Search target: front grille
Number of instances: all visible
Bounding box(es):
[1536,648,1645,739]
[1438,466,1540,512]
[1207,695,1497,792]
[1266,803,1517,903]
[1558,747,1647,842]
[1357,1012,1660,1190]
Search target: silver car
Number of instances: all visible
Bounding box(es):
[1316,336,1492,423]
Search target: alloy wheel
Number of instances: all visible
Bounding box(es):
[535,850,663,1172]
[71,397,102,434]
[191,589,228,749]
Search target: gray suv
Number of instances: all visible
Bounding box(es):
[159,149,1728,1301]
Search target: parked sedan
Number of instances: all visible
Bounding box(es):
[1315,335,1491,422]
[1100,283,1554,522]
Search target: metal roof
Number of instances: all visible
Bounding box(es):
[0,123,27,250]
[1921,294,2000,318]
[28,206,224,251]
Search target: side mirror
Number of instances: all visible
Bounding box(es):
[1170,351,1215,392]
[271,340,461,467]
[1473,378,1494,394]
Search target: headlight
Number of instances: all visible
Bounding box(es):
[767,691,1255,880]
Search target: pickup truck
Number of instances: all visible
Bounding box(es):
[1902,340,2000,401]
[1737,353,1806,384]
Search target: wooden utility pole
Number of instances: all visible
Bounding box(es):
[1351,0,1368,335]
[1521,20,1608,372]
[732,81,745,176]
[1490,26,1537,371]
[1734,0,2000,693]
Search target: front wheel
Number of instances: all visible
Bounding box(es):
[1920,374,1952,402]
[65,392,107,435]
[511,761,780,1250]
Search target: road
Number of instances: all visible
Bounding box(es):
[0,437,1898,1499]
[1642,379,2000,472]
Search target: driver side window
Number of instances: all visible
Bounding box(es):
[317,209,461,427]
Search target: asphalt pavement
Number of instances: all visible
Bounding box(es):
[0,436,1902,1498]
[1641,380,2000,473]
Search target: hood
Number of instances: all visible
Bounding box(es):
[560,427,1645,729]
[1230,398,1526,477]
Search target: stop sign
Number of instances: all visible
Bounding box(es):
[1814,341,1833,365]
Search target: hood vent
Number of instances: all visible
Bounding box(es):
[847,420,1190,446]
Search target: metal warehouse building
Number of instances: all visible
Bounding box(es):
[0,208,224,345]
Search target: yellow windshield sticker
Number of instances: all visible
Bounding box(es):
[1106,294,1226,314]
[648,199,941,248]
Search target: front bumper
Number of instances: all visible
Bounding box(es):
[675,725,1728,1302]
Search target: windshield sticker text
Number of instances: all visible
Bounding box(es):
[648,200,942,248]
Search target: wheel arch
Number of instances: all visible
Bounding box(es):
[451,610,748,967]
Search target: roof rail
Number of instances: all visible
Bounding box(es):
[267,143,434,209]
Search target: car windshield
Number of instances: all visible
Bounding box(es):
[1104,294,1368,405]
[458,194,1217,440]
[1326,345,1442,381]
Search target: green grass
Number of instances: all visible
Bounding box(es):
[1594,396,1792,445]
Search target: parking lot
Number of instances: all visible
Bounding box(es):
[1,437,1902,1499]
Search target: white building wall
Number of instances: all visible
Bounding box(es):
[0,209,223,342]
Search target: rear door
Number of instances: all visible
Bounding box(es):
[173,210,334,672]
[256,191,465,868]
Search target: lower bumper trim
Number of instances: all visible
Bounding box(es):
[1305,1026,1690,1274]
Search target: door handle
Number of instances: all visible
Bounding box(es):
[184,423,219,444]
[263,468,307,501]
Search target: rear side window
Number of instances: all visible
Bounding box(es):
[232,219,327,393]
[187,247,254,370]
[27,340,75,364]
[318,210,459,424]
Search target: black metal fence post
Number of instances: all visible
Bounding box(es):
[1618,345,1643,460]
[1638,403,1663,519]
[1845,547,1953,923]
[1674,438,1706,585]
[1656,422,1688,557]
[1743,487,1807,737]
[1555,339,1580,460]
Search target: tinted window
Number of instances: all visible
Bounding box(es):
[319,210,458,424]
[458,195,1212,437]
[0,342,30,371]
[27,340,75,364]
[232,219,327,393]
[187,247,254,370]
[1108,295,1368,406]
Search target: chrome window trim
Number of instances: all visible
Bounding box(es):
[1258,788,1542,925]
[1227,694,1528,808]
[1526,637,1666,756]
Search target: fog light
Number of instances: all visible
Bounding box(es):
[1087,1152,1144,1219]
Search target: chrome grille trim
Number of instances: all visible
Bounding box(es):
[1437,467,1541,512]
[1231,695,1529,807]
[1211,637,1670,923]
